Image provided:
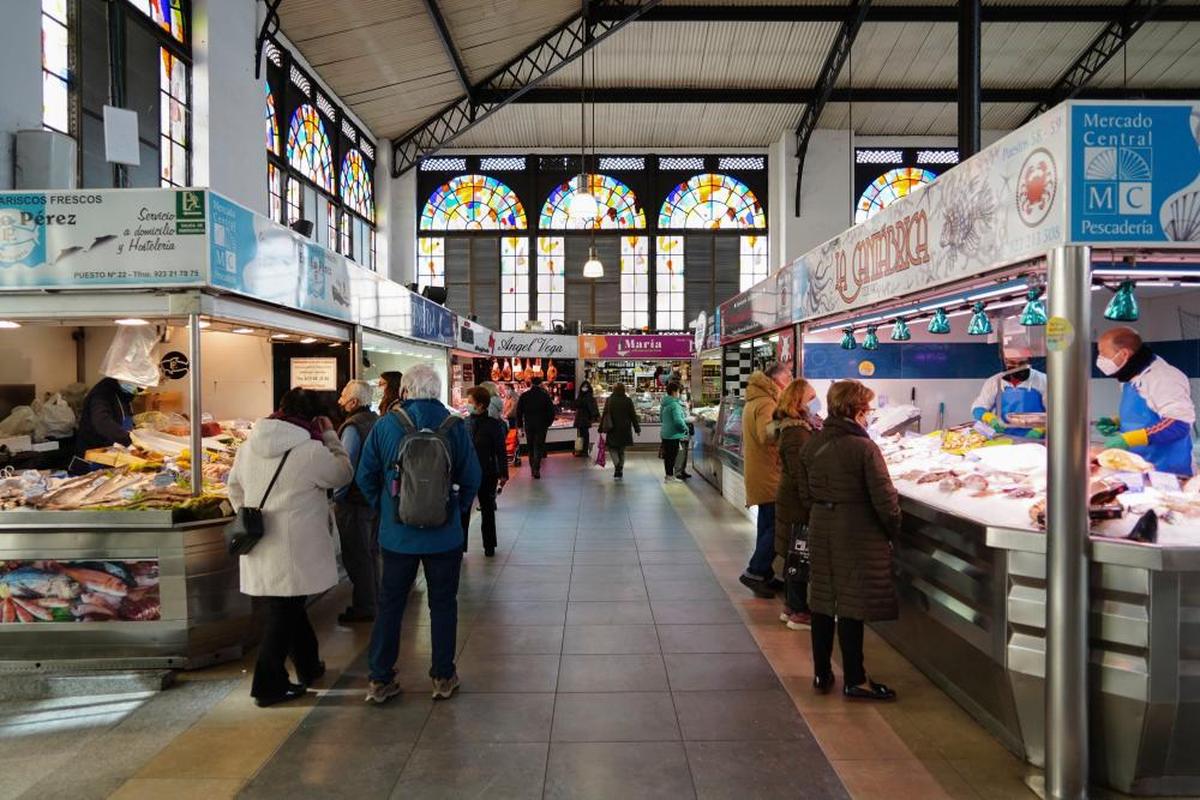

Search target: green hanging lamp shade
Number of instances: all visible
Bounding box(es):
[1104,280,1139,322]
[890,318,912,341]
[840,327,857,350]
[1020,287,1047,326]
[928,308,951,335]
[862,325,880,350]
[967,302,993,336]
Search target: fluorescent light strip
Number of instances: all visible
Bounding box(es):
[1093,268,1200,279]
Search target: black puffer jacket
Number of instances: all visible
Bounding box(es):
[74,377,134,456]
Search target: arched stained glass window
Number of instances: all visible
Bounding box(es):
[855,167,937,224]
[340,149,374,220]
[659,173,765,230]
[265,83,278,155]
[421,174,527,230]
[126,0,185,43]
[286,104,334,193]
[540,174,646,229]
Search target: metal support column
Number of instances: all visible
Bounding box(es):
[1045,245,1091,799]
[188,312,204,498]
[957,0,982,158]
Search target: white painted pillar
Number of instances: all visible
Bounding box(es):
[0,2,42,189]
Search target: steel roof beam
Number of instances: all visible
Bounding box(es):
[420,0,474,101]
[488,86,1199,104]
[593,3,1200,23]
[391,0,664,176]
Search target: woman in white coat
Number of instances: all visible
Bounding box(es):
[227,388,354,707]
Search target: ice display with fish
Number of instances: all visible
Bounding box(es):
[0,559,160,623]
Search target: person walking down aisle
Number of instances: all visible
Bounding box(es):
[333,380,379,624]
[464,386,508,557]
[516,376,555,479]
[660,381,689,481]
[797,380,900,701]
[574,380,600,458]
[739,364,792,599]
[228,388,354,707]
[599,383,640,479]
[773,378,822,630]
[357,366,481,704]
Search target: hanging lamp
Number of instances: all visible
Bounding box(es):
[579,50,603,278]
[967,302,993,335]
[890,318,912,341]
[1019,287,1047,326]
[568,52,596,222]
[583,244,604,278]
[862,325,880,350]
[1104,279,1139,321]
[928,308,951,334]
[840,327,857,350]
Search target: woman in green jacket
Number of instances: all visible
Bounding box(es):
[660,381,689,481]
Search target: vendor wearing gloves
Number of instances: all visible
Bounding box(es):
[73,375,140,458]
[970,351,1047,437]
[1095,326,1195,476]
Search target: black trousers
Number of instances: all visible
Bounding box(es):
[334,502,379,614]
[811,612,865,687]
[525,426,548,473]
[252,595,320,698]
[462,475,500,552]
[661,439,681,477]
[611,446,626,474]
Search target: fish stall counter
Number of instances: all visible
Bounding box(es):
[870,432,1200,795]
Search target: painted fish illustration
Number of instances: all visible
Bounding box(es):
[0,567,79,599]
[62,567,129,598]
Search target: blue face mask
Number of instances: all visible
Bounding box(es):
[807,397,822,415]
[118,381,139,395]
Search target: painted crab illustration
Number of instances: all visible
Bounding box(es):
[1016,148,1057,226]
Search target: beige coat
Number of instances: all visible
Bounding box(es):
[741,371,782,507]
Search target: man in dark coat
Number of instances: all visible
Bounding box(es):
[598,383,640,479]
[464,386,509,557]
[74,376,136,462]
[334,380,380,624]
[515,376,556,479]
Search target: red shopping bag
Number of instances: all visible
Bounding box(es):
[595,434,607,467]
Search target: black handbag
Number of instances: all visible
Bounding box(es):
[226,450,292,556]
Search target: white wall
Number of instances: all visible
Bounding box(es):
[0,1,43,189]
[0,328,82,397]
[378,142,416,286]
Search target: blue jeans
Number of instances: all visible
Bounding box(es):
[746,502,776,580]
[368,548,463,683]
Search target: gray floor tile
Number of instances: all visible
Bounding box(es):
[640,564,716,582]
[646,579,729,601]
[571,540,640,553]
[651,600,742,625]
[240,739,414,799]
[570,564,644,582]
[639,550,708,565]
[551,692,680,742]
[557,654,668,692]
[498,564,574,582]
[461,625,565,655]
[506,552,575,566]
[656,624,760,654]
[418,693,555,744]
[686,741,849,800]
[568,580,648,602]
[672,689,812,741]
[472,601,567,626]
[490,581,570,602]
[664,653,780,691]
[565,601,654,625]
[562,625,660,655]
[390,742,549,800]
[570,550,642,565]
[455,652,560,692]
[545,742,696,800]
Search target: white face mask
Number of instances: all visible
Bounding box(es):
[807,397,822,415]
[1096,354,1121,376]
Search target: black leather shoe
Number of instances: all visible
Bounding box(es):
[255,683,307,708]
[813,673,835,693]
[484,547,496,557]
[338,609,375,624]
[843,681,896,701]
[298,661,326,686]
[677,472,692,480]
[766,578,786,593]
[738,573,776,598]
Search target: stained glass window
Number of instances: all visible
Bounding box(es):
[740,235,769,291]
[286,177,302,225]
[126,0,185,43]
[659,173,765,229]
[620,237,649,330]
[159,48,189,187]
[267,162,282,222]
[540,174,646,230]
[537,237,566,327]
[42,0,71,135]
[286,104,334,194]
[418,238,445,292]
[339,210,351,256]
[340,149,374,221]
[855,167,937,224]
[326,199,338,250]
[420,174,527,231]
[501,237,530,331]
[656,235,685,330]
[265,83,278,154]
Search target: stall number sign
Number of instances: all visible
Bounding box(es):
[290,357,338,391]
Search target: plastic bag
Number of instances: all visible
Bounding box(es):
[39,393,77,439]
[0,407,38,438]
[595,434,607,467]
[99,325,161,388]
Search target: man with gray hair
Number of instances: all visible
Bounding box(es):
[355,364,481,704]
[334,379,380,624]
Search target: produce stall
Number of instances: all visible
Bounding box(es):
[580,333,694,446]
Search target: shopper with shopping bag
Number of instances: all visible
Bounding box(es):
[599,383,639,480]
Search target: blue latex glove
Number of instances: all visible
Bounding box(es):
[1102,434,1129,450]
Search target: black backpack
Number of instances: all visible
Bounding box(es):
[391,408,460,528]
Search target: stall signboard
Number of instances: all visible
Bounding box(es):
[457,318,495,354]
[579,334,694,360]
[718,264,797,343]
[0,559,160,623]
[1069,102,1200,246]
[289,357,339,391]
[0,189,207,288]
[410,293,456,346]
[796,104,1069,324]
[493,332,579,359]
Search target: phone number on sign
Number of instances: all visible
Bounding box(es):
[76,270,201,280]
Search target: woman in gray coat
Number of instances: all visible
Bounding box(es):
[795,380,901,701]
[598,383,640,480]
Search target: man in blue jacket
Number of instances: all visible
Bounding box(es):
[355,364,481,704]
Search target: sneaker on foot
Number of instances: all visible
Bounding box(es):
[664,475,676,482]
[432,674,460,700]
[784,610,812,630]
[364,679,401,705]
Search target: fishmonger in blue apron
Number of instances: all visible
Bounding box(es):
[972,364,1048,438]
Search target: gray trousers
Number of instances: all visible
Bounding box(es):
[334,502,379,614]
[673,438,690,476]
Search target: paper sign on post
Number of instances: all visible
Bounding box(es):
[103,106,141,165]
[289,357,338,391]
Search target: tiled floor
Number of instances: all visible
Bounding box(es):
[3,452,1043,800]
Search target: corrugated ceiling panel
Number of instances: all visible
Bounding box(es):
[840,23,958,89]
[1092,21,1200,87]
[981,22,1108,88]
[817,102,1031,135]
[443,0,579,81]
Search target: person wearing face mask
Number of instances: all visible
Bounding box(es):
[773,378,823,630]
[970,348,1047,438]
[574,380,600,458]
[739,363,793,598]
[333,380,380,624]
[73,374,142,464]
[1095,326,1195,476]
[463,386,508,557]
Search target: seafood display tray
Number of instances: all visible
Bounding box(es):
[0,509,232,529]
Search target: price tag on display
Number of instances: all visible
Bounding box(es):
[1147,471,1182,493]
[1114,472,1145,492]
[972,421,998,440]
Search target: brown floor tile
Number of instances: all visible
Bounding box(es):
[134,724,290,780]
[109,778,243,800]
[805,708,916,761]
[834,758,966,800]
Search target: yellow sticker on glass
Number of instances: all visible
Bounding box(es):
[858,360,876,377]
[1046,316,1074,352]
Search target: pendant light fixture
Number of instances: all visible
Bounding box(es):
[890,318,912,341]
[928,308,951,334]
[569,50,596,223]
[840,327,858,350]
[1104,279,1139,322]
[583,244,604,278]
[967,301,993,335]
[580,48,603,278]
[1019,287,1047,326]
[862,325,880,350]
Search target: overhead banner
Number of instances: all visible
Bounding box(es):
[1069,102,1200,245]
[493,332,579,359]
[0,189,207,288]
[456,318,494,354]
[410,293,456,346]
[579,334,694,360]
[718,265,798,342]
